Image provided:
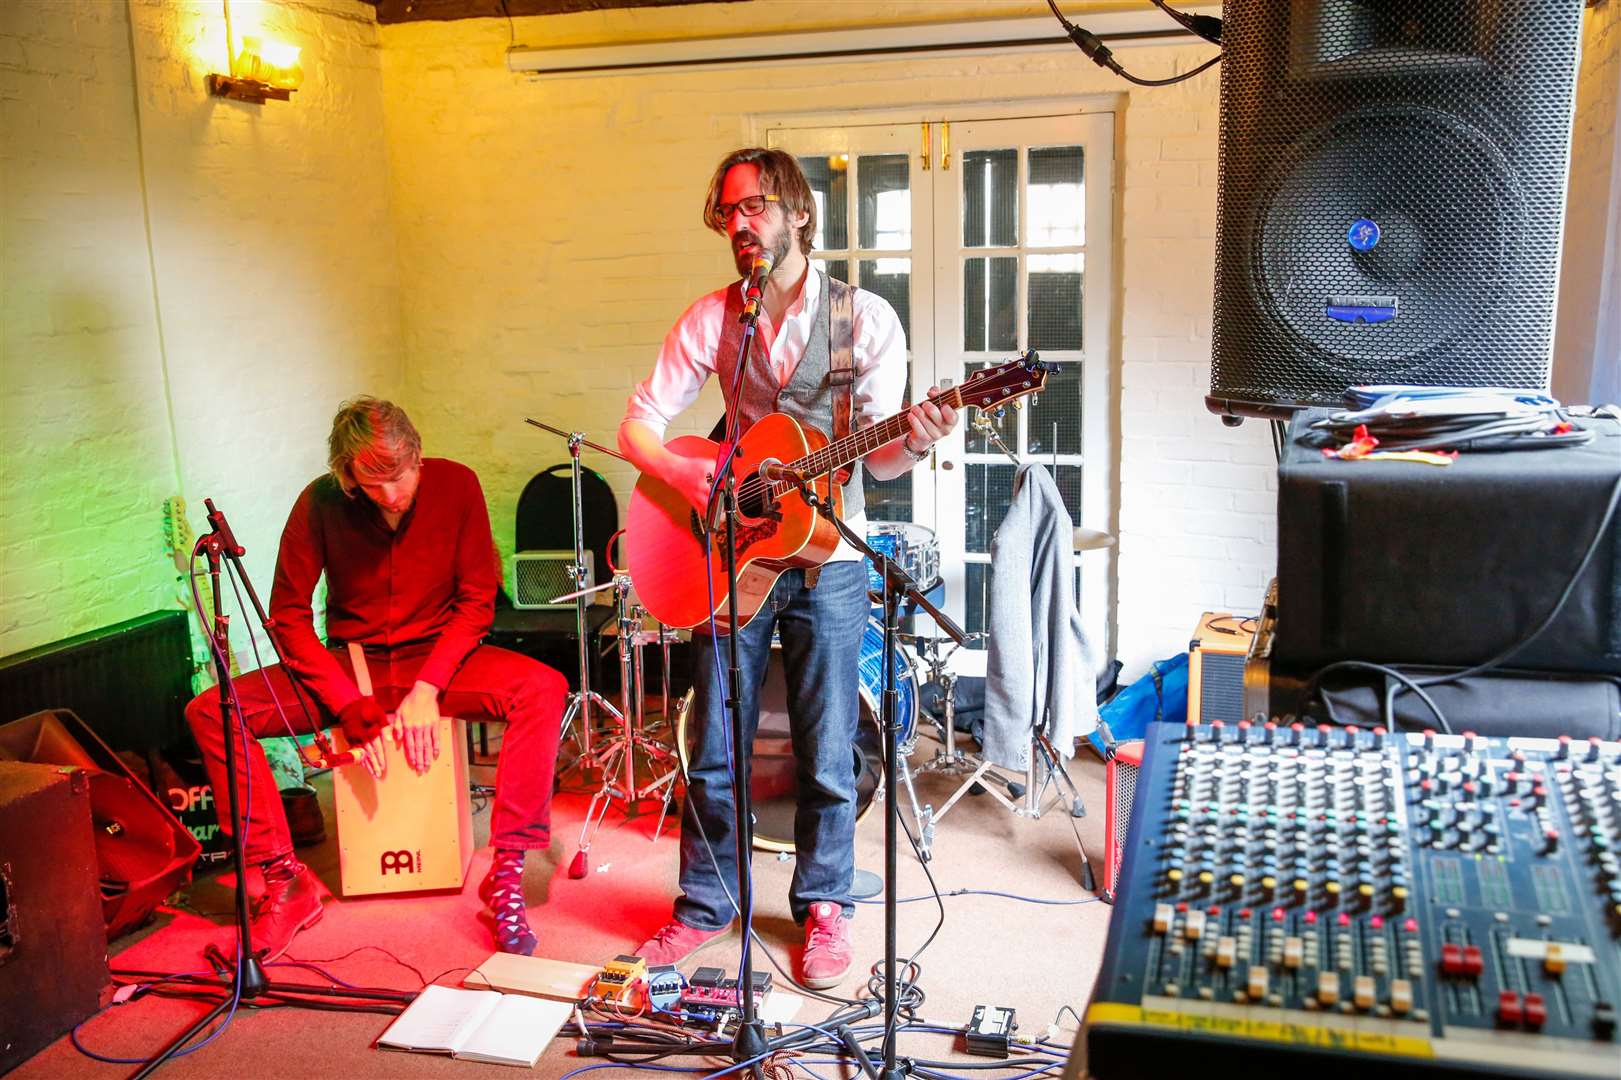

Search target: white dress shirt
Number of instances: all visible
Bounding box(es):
[625,263,910,562]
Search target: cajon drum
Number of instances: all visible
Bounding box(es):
[330,645,474,896]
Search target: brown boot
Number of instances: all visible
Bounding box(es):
[251,854,323,961]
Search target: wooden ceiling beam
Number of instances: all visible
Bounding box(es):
[368,0,730,25]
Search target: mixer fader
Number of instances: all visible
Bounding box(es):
[1082,721,1621,1078]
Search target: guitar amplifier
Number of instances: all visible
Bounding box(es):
[1187,612,1256,724]
[1102,740,1144,904]
[511,550,593,610]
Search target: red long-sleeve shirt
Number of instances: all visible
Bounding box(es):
[269,458,499,713]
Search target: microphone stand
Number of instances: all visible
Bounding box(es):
[793,480,966,1080]
[134,501,413,1078]
[706,264,772,1069]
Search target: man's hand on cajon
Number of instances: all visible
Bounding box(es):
[394,680,443,775]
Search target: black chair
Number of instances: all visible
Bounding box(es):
[515,462,618,578]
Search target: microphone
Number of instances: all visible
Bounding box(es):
[739,252,775,322]
[758,458,809,485]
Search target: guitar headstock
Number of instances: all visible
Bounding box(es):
[956,351,1054,414]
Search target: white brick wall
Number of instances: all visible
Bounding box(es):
[379,7,1274,679]
[0,0,1274,679]
[1,0,402,657]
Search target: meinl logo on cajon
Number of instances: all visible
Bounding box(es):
[379,849,419,875]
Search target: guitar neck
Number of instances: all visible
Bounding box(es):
[787,386,966,475]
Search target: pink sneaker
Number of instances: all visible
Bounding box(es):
[800,902,853,989]
[635,919,729,966]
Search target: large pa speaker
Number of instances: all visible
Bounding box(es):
[1207,1,1584,420]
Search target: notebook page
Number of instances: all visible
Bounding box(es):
[454,993,572,1067]
[377,985,502,1053]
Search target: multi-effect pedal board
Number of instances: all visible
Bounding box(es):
[1082,721,1620,1078]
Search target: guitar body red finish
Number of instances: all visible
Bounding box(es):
[624,412,843,634]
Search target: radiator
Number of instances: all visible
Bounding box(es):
[0,611,193,753]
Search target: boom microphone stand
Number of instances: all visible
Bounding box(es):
[135,500,412,1078]
[794,482,966,1079]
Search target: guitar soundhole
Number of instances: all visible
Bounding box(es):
[738,482,773,519]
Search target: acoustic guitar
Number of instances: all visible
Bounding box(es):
[625,352,1052,632]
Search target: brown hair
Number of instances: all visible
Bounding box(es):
[701,147,817,253]
[327,396,422,496]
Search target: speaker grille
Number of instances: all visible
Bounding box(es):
[511,551,592,610]
[1198,652,1248,723]
[1211,0,1582,415]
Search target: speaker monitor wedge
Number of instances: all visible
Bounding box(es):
[0,709,199,940]
[1208,1,1584,419]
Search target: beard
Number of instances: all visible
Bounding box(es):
[732,227,792,278]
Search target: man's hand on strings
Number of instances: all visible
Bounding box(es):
[904,386,959,455]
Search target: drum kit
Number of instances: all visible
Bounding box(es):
[526,418,1106,875]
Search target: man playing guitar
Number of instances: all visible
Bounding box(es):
[618,147,959,988]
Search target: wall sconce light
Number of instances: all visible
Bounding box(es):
[208,36,303,104]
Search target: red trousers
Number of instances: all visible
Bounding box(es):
[184,642,567,864]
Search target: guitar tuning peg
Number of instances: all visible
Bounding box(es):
[1011,400,1023,411]
[994,407,1006,419]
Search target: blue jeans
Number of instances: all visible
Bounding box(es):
[675,561,868,930]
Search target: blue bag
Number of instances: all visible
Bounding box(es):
[1087,653,1188,755]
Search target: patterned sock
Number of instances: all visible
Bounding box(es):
[481,849,536,956]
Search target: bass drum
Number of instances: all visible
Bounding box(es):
[674,619,917,853]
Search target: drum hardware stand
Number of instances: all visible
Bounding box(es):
[524,419,626,765]
[555,573,682,878]
[136,501,415,1079]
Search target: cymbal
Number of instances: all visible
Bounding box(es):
[1073,527,1116,551]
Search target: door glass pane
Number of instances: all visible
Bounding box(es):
[859,257,911,347]
[963,257,1017,353]
[801,155,849,252]
[964,462,1085,553]
[1027,362,1082,457]
[964,462,1016,554]
[1027,145,1084,247]
[965,563,991,649]
[857,154,910,250]
[816,258,850,284]
[962,148,1017,248]
[1028,252,1083,351]
[863,472,914,524]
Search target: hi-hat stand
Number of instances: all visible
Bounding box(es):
[523,420,625,763]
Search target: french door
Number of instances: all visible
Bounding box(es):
[768,110,1115,646]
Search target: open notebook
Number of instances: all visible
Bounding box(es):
[377,984,572,1067]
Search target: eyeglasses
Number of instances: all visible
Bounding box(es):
[710,193,780,227]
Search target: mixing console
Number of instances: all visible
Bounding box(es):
[1081,721,1621,1078]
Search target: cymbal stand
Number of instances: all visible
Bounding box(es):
[524,419,626,766]
[568,573,681,877]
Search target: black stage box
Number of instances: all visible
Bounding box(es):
[1275,412,1621,677]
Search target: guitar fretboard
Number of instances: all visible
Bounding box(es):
[785,385,967,479]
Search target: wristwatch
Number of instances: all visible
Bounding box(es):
[901,436,931,463]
